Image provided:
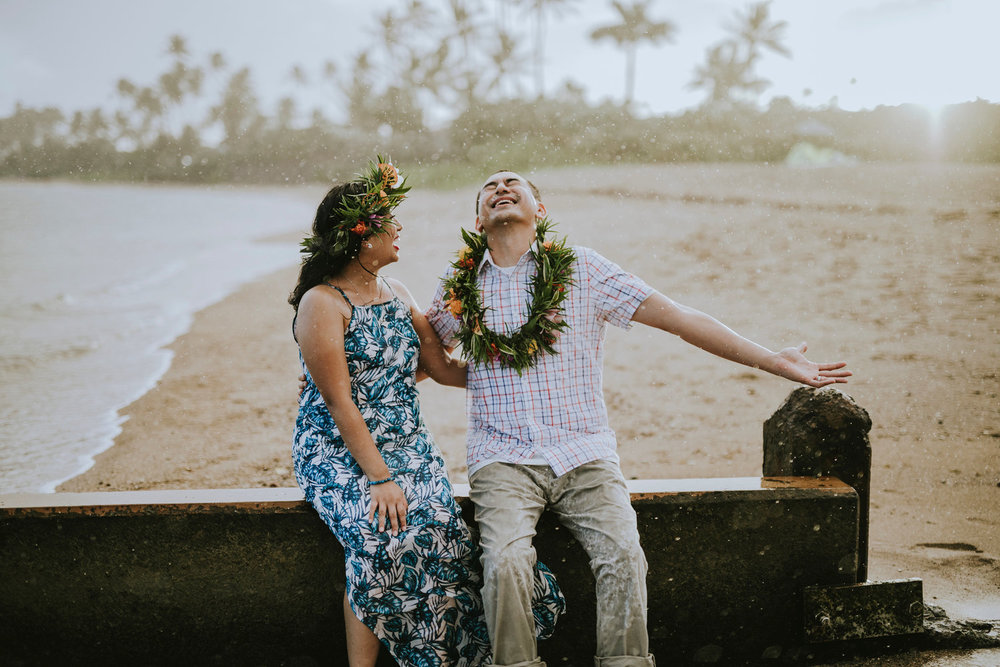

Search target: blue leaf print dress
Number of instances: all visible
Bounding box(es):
[293,285,564,666]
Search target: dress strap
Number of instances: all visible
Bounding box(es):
[324,282,353,307]
[380,277,398,299]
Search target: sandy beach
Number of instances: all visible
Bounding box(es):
[59,163,1000,636]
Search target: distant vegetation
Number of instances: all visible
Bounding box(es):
[2,0,997,186]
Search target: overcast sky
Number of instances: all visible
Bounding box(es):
[1,0,996,121]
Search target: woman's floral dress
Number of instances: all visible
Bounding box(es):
[293,286,564,666]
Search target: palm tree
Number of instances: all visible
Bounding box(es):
[520,0,582,99]
[115,78,136,97]
[68,111,86,144]
[134,86,163,144]
[347,0,444,131]
[446,0,489,110]
[688,41,753,107]
[275,97,297,131]
[0,104,64,152]
[208,67,261,146]
[590,0,676,109]
[289,65,307,86]
[484,29,530,99]
[690,1,790,108]
[115,76,162,147]
[209,52,227,72]
[726,0,790,63]
[156,36,206,140]
[84,109,110,143]
[344,52,377,131]
[167,34,189,61]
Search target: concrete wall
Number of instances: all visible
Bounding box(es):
[0,477,857,666]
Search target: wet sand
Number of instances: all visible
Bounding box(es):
[60,163,1000,644]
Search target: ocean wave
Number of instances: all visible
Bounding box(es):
[0,340,99,373]
[107,258,189,296]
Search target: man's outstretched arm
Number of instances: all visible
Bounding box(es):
[631,292,851,388]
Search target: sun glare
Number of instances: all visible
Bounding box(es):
[920,102,946,124]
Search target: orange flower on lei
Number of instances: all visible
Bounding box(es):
[445,290,464,316]
[457,245,476,270]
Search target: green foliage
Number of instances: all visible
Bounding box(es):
[1,19,998,184]
[4,96,998,184]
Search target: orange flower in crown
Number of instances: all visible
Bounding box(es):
[378,162,400,188]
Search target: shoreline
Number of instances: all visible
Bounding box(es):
[56,164,1000,625]
[57,261,304,493]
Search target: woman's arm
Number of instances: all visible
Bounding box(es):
[296,286,409,534]
[412,309,466,387]
[388,278,467,388]
[631,291,851,387]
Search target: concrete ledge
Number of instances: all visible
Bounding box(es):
[0,477,858,665]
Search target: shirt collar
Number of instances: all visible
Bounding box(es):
[480,247,534,272]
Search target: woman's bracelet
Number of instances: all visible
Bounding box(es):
[368,473,394,486]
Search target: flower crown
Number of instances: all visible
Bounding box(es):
[300,155,410,257]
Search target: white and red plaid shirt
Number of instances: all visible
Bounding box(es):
[427,245,654,477]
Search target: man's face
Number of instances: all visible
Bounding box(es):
[475,171,545,233]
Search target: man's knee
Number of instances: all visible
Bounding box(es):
[482,538,537,583]
[592,536,647,580]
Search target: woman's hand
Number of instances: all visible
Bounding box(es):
[368,480,408,535]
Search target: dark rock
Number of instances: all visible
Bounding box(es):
[763,387,872,581]
[920,603,1000,649]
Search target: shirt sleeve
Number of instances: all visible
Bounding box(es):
[425,269,462,346]
[578,246,655,329]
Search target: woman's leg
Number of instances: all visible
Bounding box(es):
[344,592,381,667]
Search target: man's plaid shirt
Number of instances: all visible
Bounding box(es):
[427,246,654,477]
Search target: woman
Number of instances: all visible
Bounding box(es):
[289,158,562,666]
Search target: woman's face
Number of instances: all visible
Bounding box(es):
[359,219,402,268]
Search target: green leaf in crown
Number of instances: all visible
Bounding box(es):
[442,218,575,373]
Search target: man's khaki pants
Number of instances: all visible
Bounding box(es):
[469,459,656,667]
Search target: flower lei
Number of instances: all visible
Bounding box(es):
[442,218,575,372]
[299,154,410,257]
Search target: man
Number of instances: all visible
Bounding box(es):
[425,170,850,667]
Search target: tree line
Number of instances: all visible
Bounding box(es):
[1,0,997,185]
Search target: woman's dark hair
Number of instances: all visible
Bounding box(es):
[288,181,366,310]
